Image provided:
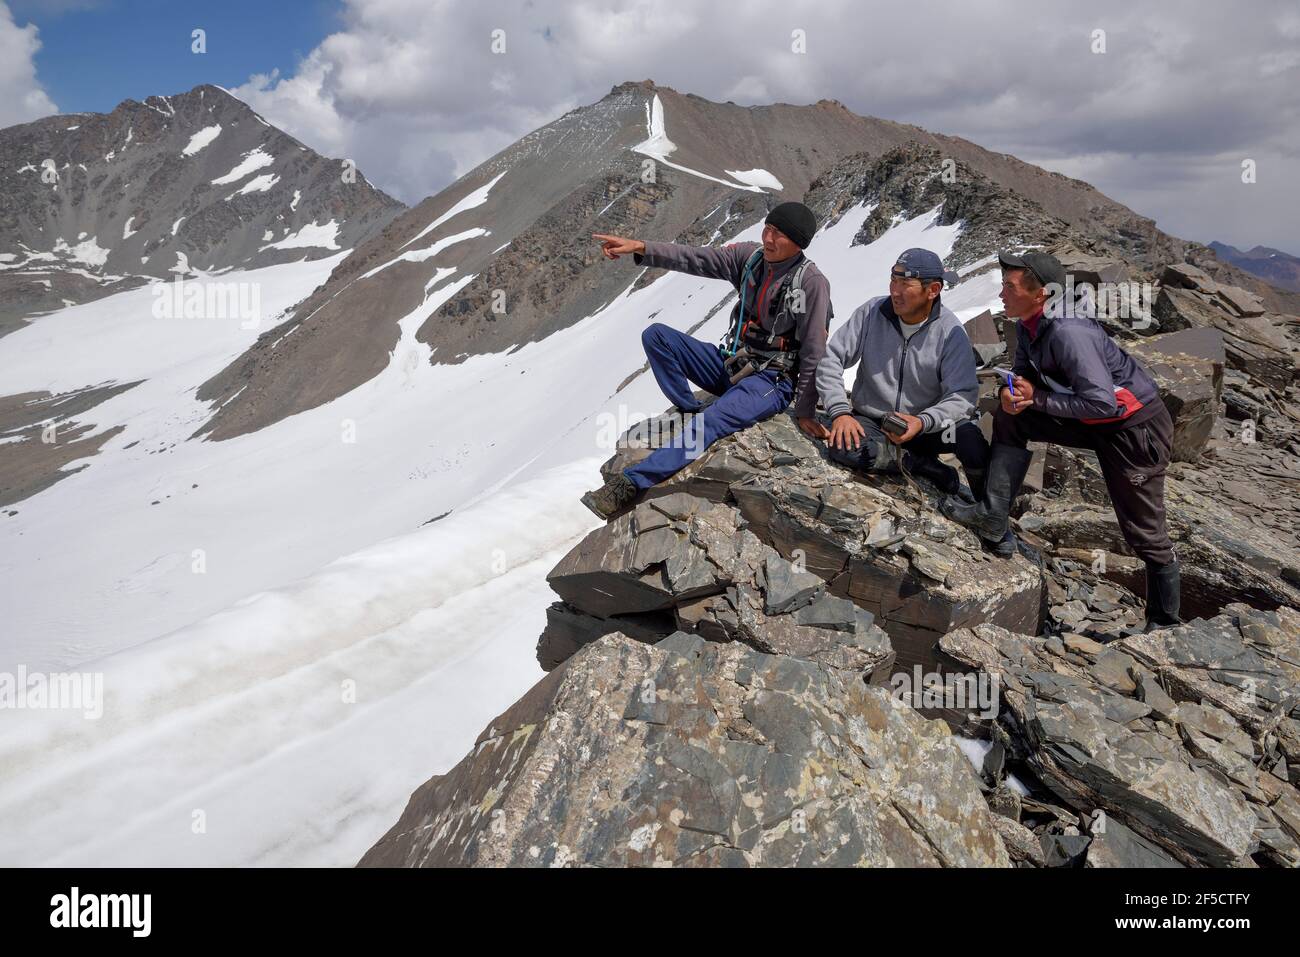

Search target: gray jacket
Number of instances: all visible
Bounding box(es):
[816,295,977,432]
[633,240,831,419]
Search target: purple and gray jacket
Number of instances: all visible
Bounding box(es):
[1012,307,1161,426]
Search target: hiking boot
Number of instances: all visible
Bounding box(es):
[1143,559,1182,631]
[580,472,639,520]
[903,452,960,496]
[940,444,1033,544]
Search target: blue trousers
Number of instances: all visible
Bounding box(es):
[624,323,794,490]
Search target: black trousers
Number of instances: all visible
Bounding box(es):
[992,401,1175,566]
[827,413,990,476]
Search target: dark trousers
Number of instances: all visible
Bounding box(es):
[992,402,1175,566]
[826,412,990,476]
[624,323,794,490]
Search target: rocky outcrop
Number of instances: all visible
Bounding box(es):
[543,493,895,679]
[581,409,1042,683]
[1015,438,1300,620]
[1128,328,1225,463]
[804,144,1088,274]
[1153,264,1298,391]
[941,604,1300,867]
[359,630,1010,867]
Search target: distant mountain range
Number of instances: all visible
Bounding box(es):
[1210,241,1300,292]
[0,84,404,334]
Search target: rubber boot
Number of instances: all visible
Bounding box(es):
[964,467,988,504]
[903,451,960,496]
[1143,559,1182,631]
[941,444,1033,544]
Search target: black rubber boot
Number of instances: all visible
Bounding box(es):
[964,467,988,504]
[985,530,1017,558]
[941,444,1033,544]
[581,472,639,520]
[1143,559,1182,631]
[903,452,960,495]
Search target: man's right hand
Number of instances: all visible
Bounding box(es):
[593,234,645,260]
[1000,377,1035,415]
[828,414,866,450]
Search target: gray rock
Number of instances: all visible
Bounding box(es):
[544,492,895,678]
[1085,815,1184,868]
[1152,286,1296,391]
[1040,831,1091,867]
[1128,328,1225,463]
[602,410,1041,691]
[1161,262,1219,292]
[940,621,1264,866]
[761,553,823,614]
[359,631,1012,867]
[989,814,1044,866]
[963,309,1005,366]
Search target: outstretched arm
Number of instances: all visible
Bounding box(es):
[592,234,645,259]
[592,234,752,284]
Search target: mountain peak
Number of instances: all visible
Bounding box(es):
[0,83,405,331]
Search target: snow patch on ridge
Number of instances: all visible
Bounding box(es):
[633,95,769,193]
[261,220,342,252]
[212,148,275,185]
[181,124,222,157]
[400,172,506,250]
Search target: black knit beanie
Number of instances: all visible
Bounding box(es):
[764,201,817,249]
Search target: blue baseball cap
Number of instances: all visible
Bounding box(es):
[892,248,959,286]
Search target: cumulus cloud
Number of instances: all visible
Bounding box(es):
[232,0,1299,251]
[0,1,58,128]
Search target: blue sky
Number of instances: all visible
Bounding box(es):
[11,0,341,113]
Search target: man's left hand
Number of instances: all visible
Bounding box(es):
[798,417,830,440]
[886,413,925,444]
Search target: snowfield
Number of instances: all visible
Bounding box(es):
[261,219,342,252]
[211,147,275,185]
[181,124,222,157]
[0,163,1001,864]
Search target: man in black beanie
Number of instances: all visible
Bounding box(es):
[582,202,831,519]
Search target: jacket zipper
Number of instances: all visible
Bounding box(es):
[894,337,909,412]
[891,309,934,412]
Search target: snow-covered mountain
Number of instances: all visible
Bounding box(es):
[190,80,1299,445]
[1,79,1295,867]
[0,84,404,334]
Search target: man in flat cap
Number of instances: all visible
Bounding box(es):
[582,202,831,519]
[942,250,1180,630]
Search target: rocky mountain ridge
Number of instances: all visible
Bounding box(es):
[0,83,404,334]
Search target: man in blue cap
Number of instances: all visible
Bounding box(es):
[581,202,831,519]
[816,248,993,530]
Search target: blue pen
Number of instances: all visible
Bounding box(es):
[1005,372,1015,396]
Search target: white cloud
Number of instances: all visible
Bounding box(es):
[0,1,58,127]
[230,0,1299,251]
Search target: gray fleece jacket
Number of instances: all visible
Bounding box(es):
[816,295,978,432]
[633,240,831,419]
